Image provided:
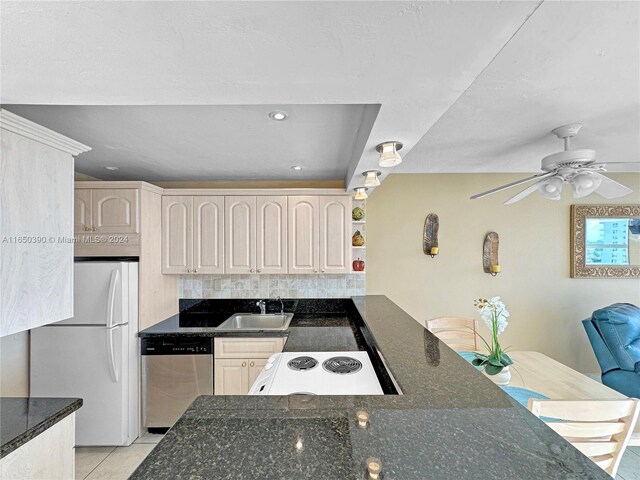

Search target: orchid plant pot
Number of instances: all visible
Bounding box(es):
[484,365,511,385]
[472,297,513,385]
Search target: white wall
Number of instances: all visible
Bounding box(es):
[365,173,640,374]
[0,331,29,396]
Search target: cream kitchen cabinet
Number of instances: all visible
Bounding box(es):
[162,196,224,274]
[319,196,351,274]
[287,196,319,274]
[0,413,75,480]
[225,196,287,274]
[288,195,351,274]
[1,109,90,337]
[214,337,285,395]
[75,188,139,234]
[74,186,142,257]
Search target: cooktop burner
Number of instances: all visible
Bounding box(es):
[287,356,318,371]
[322,356,362,374]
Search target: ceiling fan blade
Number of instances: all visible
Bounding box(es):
[590,161,640,166]
[593,173,634,199]
[470,172,554,200]
[504,180,541,205]
[504,179,549,205]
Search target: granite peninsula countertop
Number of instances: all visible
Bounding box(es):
[131,296,608,480]
[0,397,82,458]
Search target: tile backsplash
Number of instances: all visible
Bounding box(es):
[179,274,365,299]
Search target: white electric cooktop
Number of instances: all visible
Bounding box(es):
[249,351,384,396]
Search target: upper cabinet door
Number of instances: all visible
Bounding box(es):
[256,196,287,274]
[92,189,139,234]
[162,196,193,274]
[193,196,224,274]
[225,196,257,274]
[74,189,92,233]
[287,197,319,274]
[319,196,351,274]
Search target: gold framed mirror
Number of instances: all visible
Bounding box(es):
[571,205,640,278]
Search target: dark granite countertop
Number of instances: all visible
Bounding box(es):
[131,295,608,480]
[0,397,82,458]
[139,298,366,353]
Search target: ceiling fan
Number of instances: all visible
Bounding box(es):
[470,124,637,205]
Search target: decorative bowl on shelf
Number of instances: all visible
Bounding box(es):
[352,207,365,221]
[352,231,365,246]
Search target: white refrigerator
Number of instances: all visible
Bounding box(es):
[31,261,140,446]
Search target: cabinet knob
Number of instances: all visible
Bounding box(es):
[84,226,90,231]
[250,269,255,273]
[321,269,325,273]
[257,269,262,273]
[250,361,255,367]
[242,362,247,367]
[186,269,191,273]
[92,227,97,232]
[313,270,318,274]
[193,269,198,273]
[367,460,381,480]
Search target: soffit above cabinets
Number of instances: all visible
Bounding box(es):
[3,104,380,183]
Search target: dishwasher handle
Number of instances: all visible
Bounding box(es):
[141,337,212,355]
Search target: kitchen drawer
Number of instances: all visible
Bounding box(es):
[214,337,285,359]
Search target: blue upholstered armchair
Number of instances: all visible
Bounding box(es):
[582,303,640,398]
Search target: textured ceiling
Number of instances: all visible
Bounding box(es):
[1,1,637,188]
[399,0,640,175]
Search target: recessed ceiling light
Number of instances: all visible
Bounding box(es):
[104,166,119,171]
[290,165,303,171]
[269,111,288,121]
[353,187,369,200]
[376,141,403,167]
[362,170,382,187]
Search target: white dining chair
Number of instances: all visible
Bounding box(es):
[425,317,480,351]
[527,398,640,477]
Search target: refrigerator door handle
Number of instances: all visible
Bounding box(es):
[107,326,120,383]
[107,269,120,328]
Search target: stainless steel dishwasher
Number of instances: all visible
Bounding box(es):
[141,337,213,430]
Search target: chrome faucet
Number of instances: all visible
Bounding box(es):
[256,299,266,314]
[276,296,285,315]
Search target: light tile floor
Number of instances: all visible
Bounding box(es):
[75,433,163,480]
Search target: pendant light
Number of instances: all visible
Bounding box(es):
[362,170,381,187]
[376,141,403,167]
[353,187,369,200]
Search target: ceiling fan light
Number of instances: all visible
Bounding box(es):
[376,142,403,167]
[538,177,563,200]
[363,170,381,187]
[353,187,369,200]
[571,172,602,198]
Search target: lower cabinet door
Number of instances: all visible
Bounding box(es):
[247,358,268,390]
[215,359,250,395]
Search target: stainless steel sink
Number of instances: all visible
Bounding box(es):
[215,312,294,331]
